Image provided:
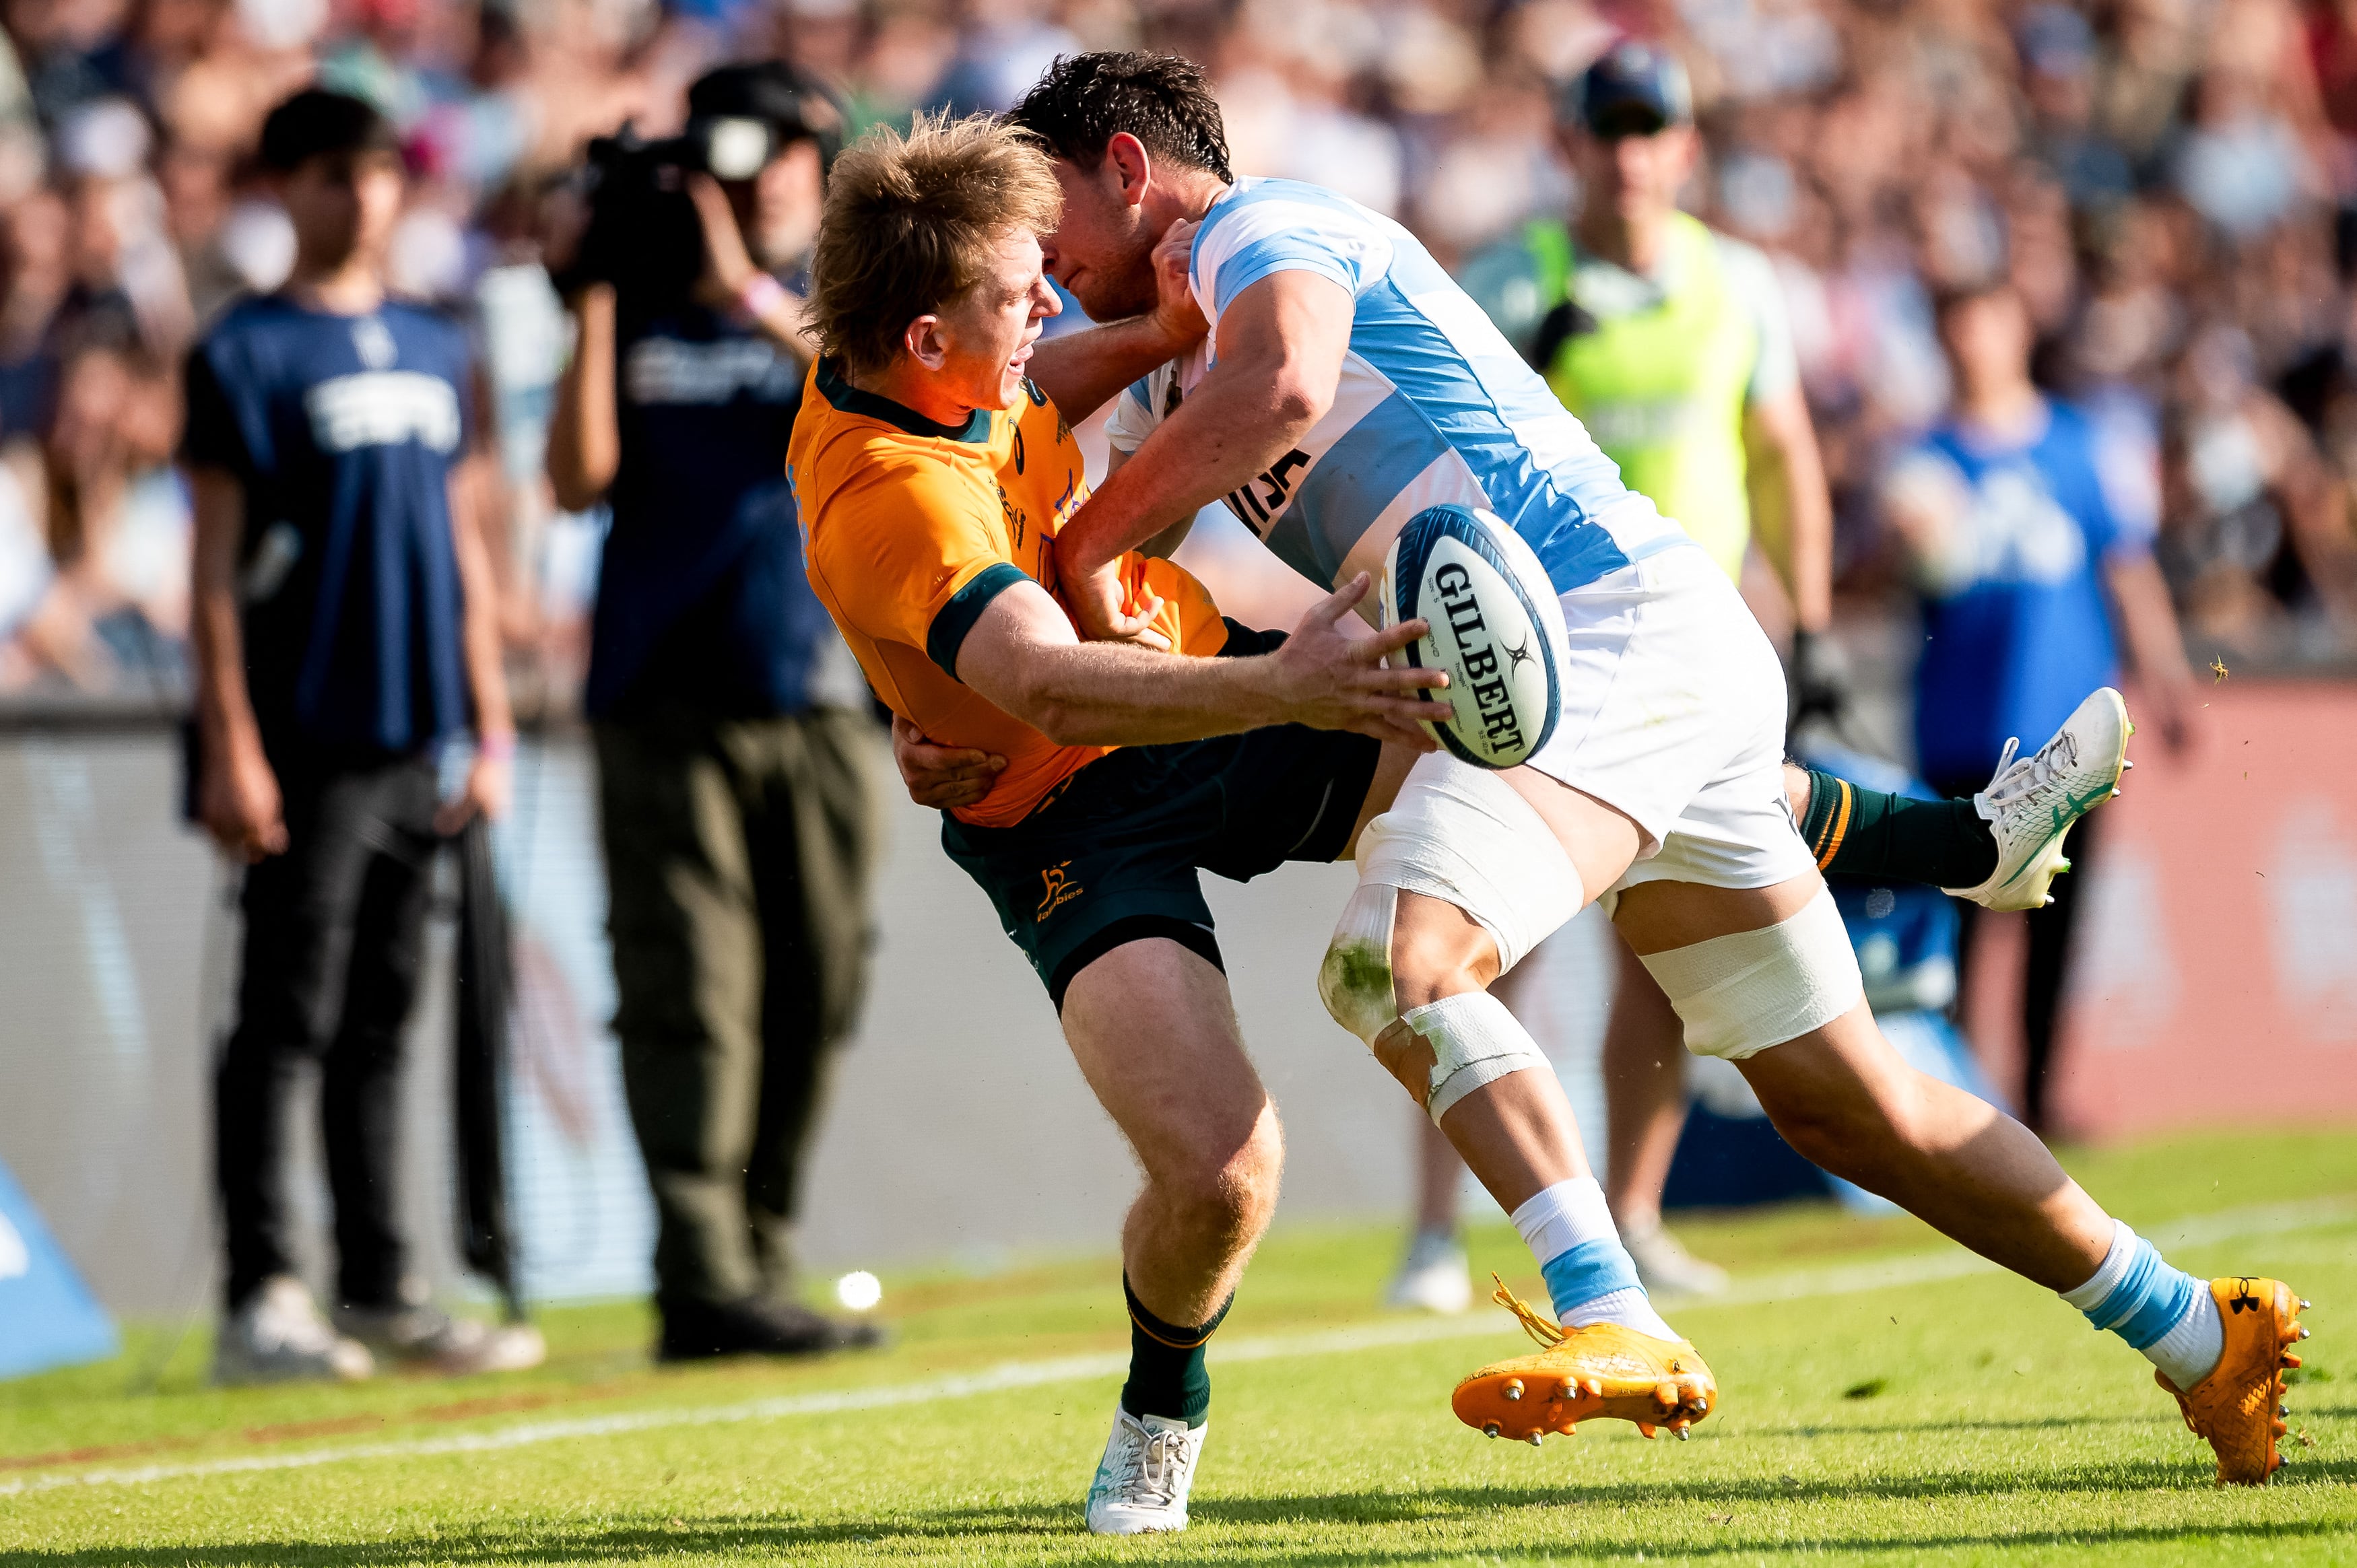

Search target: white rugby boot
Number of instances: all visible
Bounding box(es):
[213,1276,375,1386]
[1944,687,2132,913]
[1385,1228,1474,1314]
[1084,1406,1205,1534]
[1622,1217,1731,1298]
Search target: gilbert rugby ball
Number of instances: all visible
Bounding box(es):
[1381,504,1568,770]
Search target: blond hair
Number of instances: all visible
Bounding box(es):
[809,114,1063,376]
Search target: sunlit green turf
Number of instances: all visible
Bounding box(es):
[3,1128,2352,1565]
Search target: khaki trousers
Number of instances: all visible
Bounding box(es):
[595,707,884,1305]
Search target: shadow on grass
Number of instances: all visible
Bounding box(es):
[13,1461,2355,1566]
[1723,1403,2355,1440]
[1758,1413,2158,1439]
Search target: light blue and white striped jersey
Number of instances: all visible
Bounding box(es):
[1104,177,1692,596]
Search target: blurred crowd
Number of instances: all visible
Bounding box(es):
[2,0,2356,703]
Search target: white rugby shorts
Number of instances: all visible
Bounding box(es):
[1362,541,1816,961]
[1527,540,1816,895]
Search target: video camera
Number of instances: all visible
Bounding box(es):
[558,62,844,309]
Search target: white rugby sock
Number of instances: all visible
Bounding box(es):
[1511,1178,1679,1343]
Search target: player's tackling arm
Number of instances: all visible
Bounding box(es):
[1057,271,1353,640]
[1024,316,1186,426]
[956,572,1447,749]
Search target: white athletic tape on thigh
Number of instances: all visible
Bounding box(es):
[1355,756,1584,975]
[1635,887,1863,1062]
[1318,879,1399,1046]
[1400,990,1551,1124]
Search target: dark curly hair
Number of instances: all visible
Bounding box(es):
[1005,52,1233,183]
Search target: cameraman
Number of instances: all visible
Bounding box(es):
[546,61,883,1361]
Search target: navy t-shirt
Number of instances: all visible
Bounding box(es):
[183,296,477,755]
[1882,399,2154,787]
[586,294,843,720]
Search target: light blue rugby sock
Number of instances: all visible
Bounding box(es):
[2060,1219,2222,1390]
[1511,1178,1679,1342]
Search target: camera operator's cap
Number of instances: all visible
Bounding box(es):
[1562,41,1692,137]
[687,60,846,164]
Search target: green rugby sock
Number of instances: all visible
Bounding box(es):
[1799,770,1999,889]
[1120,1276,1230,1429]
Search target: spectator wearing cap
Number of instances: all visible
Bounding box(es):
[545,60,886,1362]
[1393,40,1845,1314]
[186,88,527,1382]
[1459,42,1838,697]
[2018,5,2135,211]
[1879,277,2197,1132]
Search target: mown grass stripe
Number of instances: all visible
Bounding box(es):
[5,1194,2345,1499]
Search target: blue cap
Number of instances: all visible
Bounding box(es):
[1564,40,1693,136]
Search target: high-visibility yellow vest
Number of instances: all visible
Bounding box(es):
[1533,212,1758,581]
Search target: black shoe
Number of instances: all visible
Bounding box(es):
[655,1293,888,1362]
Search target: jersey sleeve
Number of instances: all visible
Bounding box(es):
[179,341,256,480]
[1714,235,1801,407]
[1104,369,1165,457]
[808,452,1027,681]
[1191,189,1394,325]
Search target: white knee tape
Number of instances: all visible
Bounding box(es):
[1318,879,1398,1046]
[1355,754,1585,976]
[1636,887,1863,1061]
[1401,990,1551,1124]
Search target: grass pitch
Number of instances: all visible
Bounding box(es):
[3,1127,2353,1566]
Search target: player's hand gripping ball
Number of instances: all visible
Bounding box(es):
[1381,505,1569,769]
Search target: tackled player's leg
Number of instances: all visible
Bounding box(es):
[1059,931,1282,1534]
[936,702,1414,1532]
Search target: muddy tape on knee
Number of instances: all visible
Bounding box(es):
[1318,878,1399,1045]
[1352,757,1585,976]
[1635,887,1863,1062]
[1400,990,1550,1125]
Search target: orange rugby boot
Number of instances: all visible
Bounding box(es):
[1451,1276,1717,1445]
[2155,1276,2310,1485]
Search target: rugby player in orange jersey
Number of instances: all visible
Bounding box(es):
[789,114,1456,1534]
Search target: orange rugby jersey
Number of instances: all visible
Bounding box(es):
[790,359,1230,827]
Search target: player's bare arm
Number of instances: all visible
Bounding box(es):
[956,570,1448,750]
[1102,445,1195,560]
[1058,271,1354,640]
